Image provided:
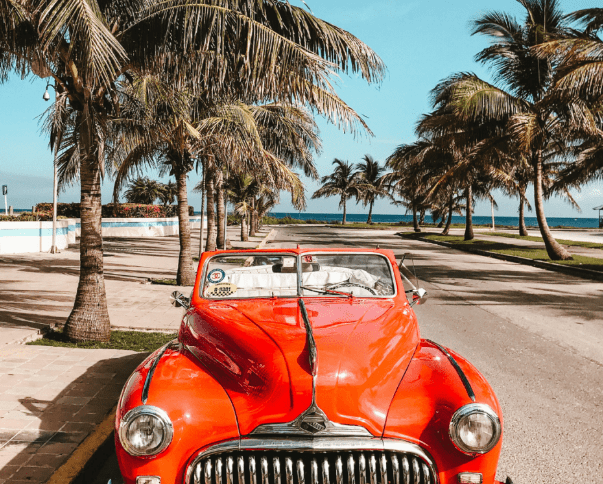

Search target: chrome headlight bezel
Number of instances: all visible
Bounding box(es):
[119,406,173,457]
[449,403,501,455]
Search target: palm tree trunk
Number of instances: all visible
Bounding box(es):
[442,194,454,236]
[175,170,195,286]
[518,188,529,237]
[249,199,257,237]
[241,213,248,241]
[205,175,217,252]
[215,171,225,249]
[533,152,572,260]
[437,217,444,228]
[64,113,110,343]
[419,209,426,226]
[412,204,420,233]
[342,196,347,225]
[367,200,374,224]
[464,185,474,241]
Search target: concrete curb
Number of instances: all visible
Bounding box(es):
[399,233,603,282]
[46,406,116,484]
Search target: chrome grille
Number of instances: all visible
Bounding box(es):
[191,451,433,484]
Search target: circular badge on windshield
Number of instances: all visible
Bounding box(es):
[207,269,225,284]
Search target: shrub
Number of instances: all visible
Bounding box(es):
[34,202,192,218]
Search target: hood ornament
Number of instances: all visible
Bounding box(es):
[250,299,371,438]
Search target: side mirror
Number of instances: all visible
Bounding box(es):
[410,288,428,307]
[170,291,190,309]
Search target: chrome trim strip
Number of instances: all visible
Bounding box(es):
[249,457,257,484]
[369,455,377,484]
[412,458,420,484]
[286,458,294,484]
[425,339,476,402]
[141,341,178,404]
[391,454,400,484]
[322,457,330,484]
[204,459,212,484]
[227,457,234,484]
[335,455,343,484]
[379,454,387,484]
[185,438,439,484]
[216,458,224,484]
[311,459,319,484]
[359,454,367,484]
[401,456,410,484]
[274,457,281,484]
[297,459,305,484]
[238,456,246,484]
[261,457,269,484]
[298,298,318,404]
[421,463,430,484]
[347,455,355,484]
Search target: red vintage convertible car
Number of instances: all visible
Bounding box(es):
[115,248,511,484]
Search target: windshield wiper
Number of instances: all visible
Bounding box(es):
[300,285,352,298]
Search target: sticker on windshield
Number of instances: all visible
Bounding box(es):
[283,258,295,268]
[206,283,237,297]
[207,269,225,284]
[303,255,316,263]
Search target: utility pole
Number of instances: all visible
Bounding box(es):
[43,82,59,253]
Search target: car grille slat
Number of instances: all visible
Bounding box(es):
[192,451,435,484]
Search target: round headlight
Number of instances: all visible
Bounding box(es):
[119,406,173,456]
[449,403,501,454]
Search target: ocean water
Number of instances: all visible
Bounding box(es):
[268,212,602,229]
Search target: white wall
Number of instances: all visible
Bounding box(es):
[1,216,205,254]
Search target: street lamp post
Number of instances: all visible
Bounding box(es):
[43,82,59,253]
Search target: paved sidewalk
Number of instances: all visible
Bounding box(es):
[0,225,274,483]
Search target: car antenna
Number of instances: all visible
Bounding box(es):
[297,244,300,249]
[376,245,380,249]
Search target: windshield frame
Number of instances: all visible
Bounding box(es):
[199,251,398,300]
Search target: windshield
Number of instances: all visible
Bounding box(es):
[201,253,396,299]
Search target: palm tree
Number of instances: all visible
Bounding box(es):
[355,155,389,224]
[1,0,384,342]
[435,0,574,259]
[123,177,164,205]
[159,181,178,207]
[225,173,259,242]
[312,159,361,225]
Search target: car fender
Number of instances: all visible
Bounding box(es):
[115,342,239,484]
[384,339,503,484]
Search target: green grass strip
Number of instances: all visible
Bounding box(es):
[28,329,178,352]
[488,232,603,250]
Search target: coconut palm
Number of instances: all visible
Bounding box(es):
[1,0,384,342]
[432,0,575,259]
[159,181,178,207]
[123,177,164,205]
[312,159,363,225]
[355,155,389,224]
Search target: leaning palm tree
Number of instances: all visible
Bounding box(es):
[355,155,389,224]
[433,0,574,259]
[312,159,362,225]
[1,0,384,342]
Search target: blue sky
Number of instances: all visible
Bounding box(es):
[1,0,601,218]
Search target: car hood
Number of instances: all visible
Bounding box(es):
[181,298,419,436]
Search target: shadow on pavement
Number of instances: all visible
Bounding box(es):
[0,352,146,483]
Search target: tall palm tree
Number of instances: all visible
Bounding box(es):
[1,0,384,342]
[312,159,361,225]
[225,173,259,242]
[435,0,574,259]
[355,155,389,224]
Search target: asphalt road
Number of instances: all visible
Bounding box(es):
[101,226,603,484]
[271,226,603,484]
